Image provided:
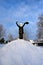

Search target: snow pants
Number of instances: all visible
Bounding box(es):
[19,33,23,39]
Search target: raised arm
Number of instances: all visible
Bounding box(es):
[16,22,19,27]
[23,22,29,27]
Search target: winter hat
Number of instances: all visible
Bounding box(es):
[19,23,23,27]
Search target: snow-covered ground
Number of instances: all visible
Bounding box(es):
[0,39,43,65]
[0,44,5,48]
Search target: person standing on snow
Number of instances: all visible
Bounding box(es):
[16,21,29,39]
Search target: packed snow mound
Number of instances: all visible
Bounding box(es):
[0,39,43,65]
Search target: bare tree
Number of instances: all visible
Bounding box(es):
[0,24,5,39]
[23,29,29,41]
[8,33,14,42]
[37,14,43,39]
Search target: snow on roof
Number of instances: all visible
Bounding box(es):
[0,39,43,65]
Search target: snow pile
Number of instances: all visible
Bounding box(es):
[0,39,43,65]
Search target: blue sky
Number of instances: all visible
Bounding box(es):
[0,0,43,40]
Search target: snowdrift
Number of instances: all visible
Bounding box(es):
[0,39,43,65]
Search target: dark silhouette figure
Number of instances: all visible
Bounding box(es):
[16,22,29,39]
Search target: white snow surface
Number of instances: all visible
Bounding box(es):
[0,39,43,65]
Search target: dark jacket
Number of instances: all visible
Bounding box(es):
[16,22,29,34]
[16,22,24,34]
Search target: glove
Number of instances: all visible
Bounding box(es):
[25,22,29,24]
